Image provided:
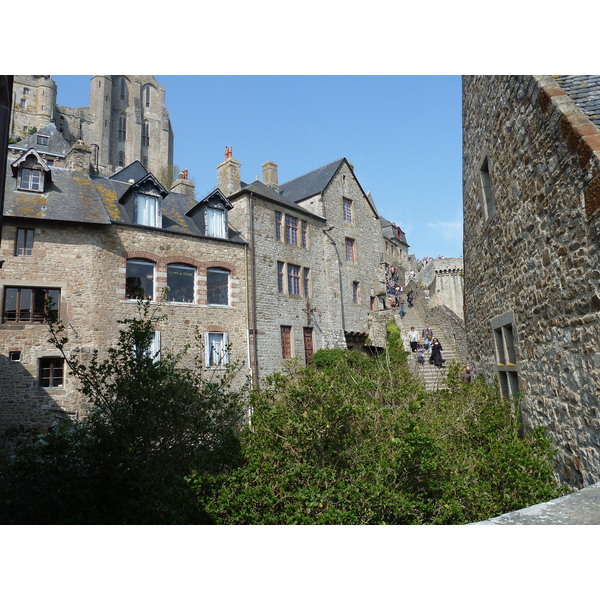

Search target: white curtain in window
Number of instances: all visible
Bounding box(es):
[136,194,161,227]
[206,332,228,367]
[207,207,226,238]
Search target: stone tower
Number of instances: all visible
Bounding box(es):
[8,75,174,179]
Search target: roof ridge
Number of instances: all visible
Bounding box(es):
[280,157,345,186]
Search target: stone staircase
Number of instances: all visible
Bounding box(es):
[395,303,462,391]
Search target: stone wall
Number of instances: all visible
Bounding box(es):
[463,75,600,488]
[416,257,464,320]
[0,219,249,438]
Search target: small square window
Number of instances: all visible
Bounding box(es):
[36,135,49,146]
[19,168,42,192]
[9,351,21,362]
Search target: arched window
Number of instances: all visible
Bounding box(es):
[166,264,196,303]
[145,86,150,107]
[125,259,155,300]
[118,114,126,141]
[206,268,230,305]
[142,121,150,147]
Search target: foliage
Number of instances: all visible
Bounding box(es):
[191,321,566,524]
[0,301,245,524]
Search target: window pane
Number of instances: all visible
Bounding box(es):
[135,194,158,227]
[16,228,34,256]
[207,207,226,238]
[3,288,17,321]
[207,268,229,305]
[19,288,32,321]
[167,264,195,302]
[207,332,228,366]
[126,260,154,300]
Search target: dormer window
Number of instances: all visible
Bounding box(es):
[135,193,161,227]
[36,135,49,147]
[206,207,226,238]
[19,168,42,192]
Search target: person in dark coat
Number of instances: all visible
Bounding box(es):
[430,338,444,368]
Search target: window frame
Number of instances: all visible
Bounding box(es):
[287,264,301,296]
[15,228,34,256]
[118,114,127,141]
[18,167,42,192]
[39,357,64,389]
[205,332,229,368]
[345,238,356,263]
[303,267,311,297]
[206,206,227,238]
[352,280,360,304]
[285,214,298,246]
[135,193,161,227]
[275,211,282,242]
[206,267,230,306]
[343,197,353,223]
[301,220,308,249]
[277,261,284,293]
[125,259,155,300]
[3,287,60,323]
[281,325,293,359]
[166,263,196,303]
[491,311,520,398]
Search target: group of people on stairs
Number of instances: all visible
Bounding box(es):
[407,325,445,368]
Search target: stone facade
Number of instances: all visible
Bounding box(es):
[463,75,600,488]
[9,76,174,179]
[1,149,248,439]
[417,257,464,320]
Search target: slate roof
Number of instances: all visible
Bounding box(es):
[9,121,71,157]
[3,159,245,244]
[279,158,346,203]
[554,76,600,130]
[380,215,408,246]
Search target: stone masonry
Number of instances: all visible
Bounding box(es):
[463,75,600,488]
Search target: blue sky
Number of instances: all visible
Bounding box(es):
[53,75,463,260]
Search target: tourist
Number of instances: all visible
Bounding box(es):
[461,366,472,383]
[422,324,433,340]
[423,335,432,354]
[407,291,414,308]
[430,338,444,368]
[416,343,425,365]
[408,327,419,352]
[398,295,406,318]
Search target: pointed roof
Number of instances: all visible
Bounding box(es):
[279,158,346,203]
[9,121,71,157]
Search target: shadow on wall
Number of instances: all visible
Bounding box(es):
[0,353,76,451]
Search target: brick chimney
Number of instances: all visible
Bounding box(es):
[170,168,195,199]
[217,146,241,196]
[262,161,278,191]
[65,141,92,172]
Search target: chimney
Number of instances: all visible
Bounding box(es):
[262,161,278,191]
[217,146,241,196]
[65,141,92,173]
[170,168,195,199]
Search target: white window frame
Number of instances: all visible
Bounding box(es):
[135,193,161,227]
[166,263,196,303]
[19,168,42,192]
[205,332,229,367]
[206,207,226,238]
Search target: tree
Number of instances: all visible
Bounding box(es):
[0,301,245,524]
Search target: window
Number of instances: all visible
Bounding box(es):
[3,287,59,323]
[135,193,161,227]
[301,220,308,248]
[285,215,298,245]
[118,114,126,141]
[133,330,161,362]
[142,121,150,147]
[206,332,228,367]
[480,156,495,221]
[118,152,125,168]
[343,198,353,222]
[303,267,310,297]
[275,211,282,242]
[120,78,126,101]
[125,259,155,300]
[277,262,284,293]
[19,98,25,109]
[9,351,21,362]
[39,357,64,388]
[145,86,150,107]
[167,264,196,303]
[15,228,34,256]
[23,87,29,96]
[492,312,520,398]
[19,168,42,191]
[36,135,49,147]
[352,281,360,304]
[287,264,301,296]
[207,268,229,305]
[281,326,292,359]
[370,296,376,310]
[206,207,226,238]
[345,238,356,263]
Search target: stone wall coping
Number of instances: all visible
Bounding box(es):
[472,482,600,525]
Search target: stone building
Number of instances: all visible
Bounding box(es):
[8,75,174,179]
[463,75,600,488]
[416,257,464,320]
[0,139,248,438]
[225,153,395,380]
